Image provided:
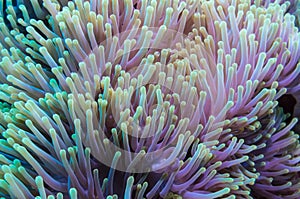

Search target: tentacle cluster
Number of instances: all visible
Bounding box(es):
[0,0,299,199]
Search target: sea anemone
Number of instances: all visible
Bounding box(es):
[0,0,299,199]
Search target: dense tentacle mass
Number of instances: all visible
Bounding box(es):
[0,0,299,198]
